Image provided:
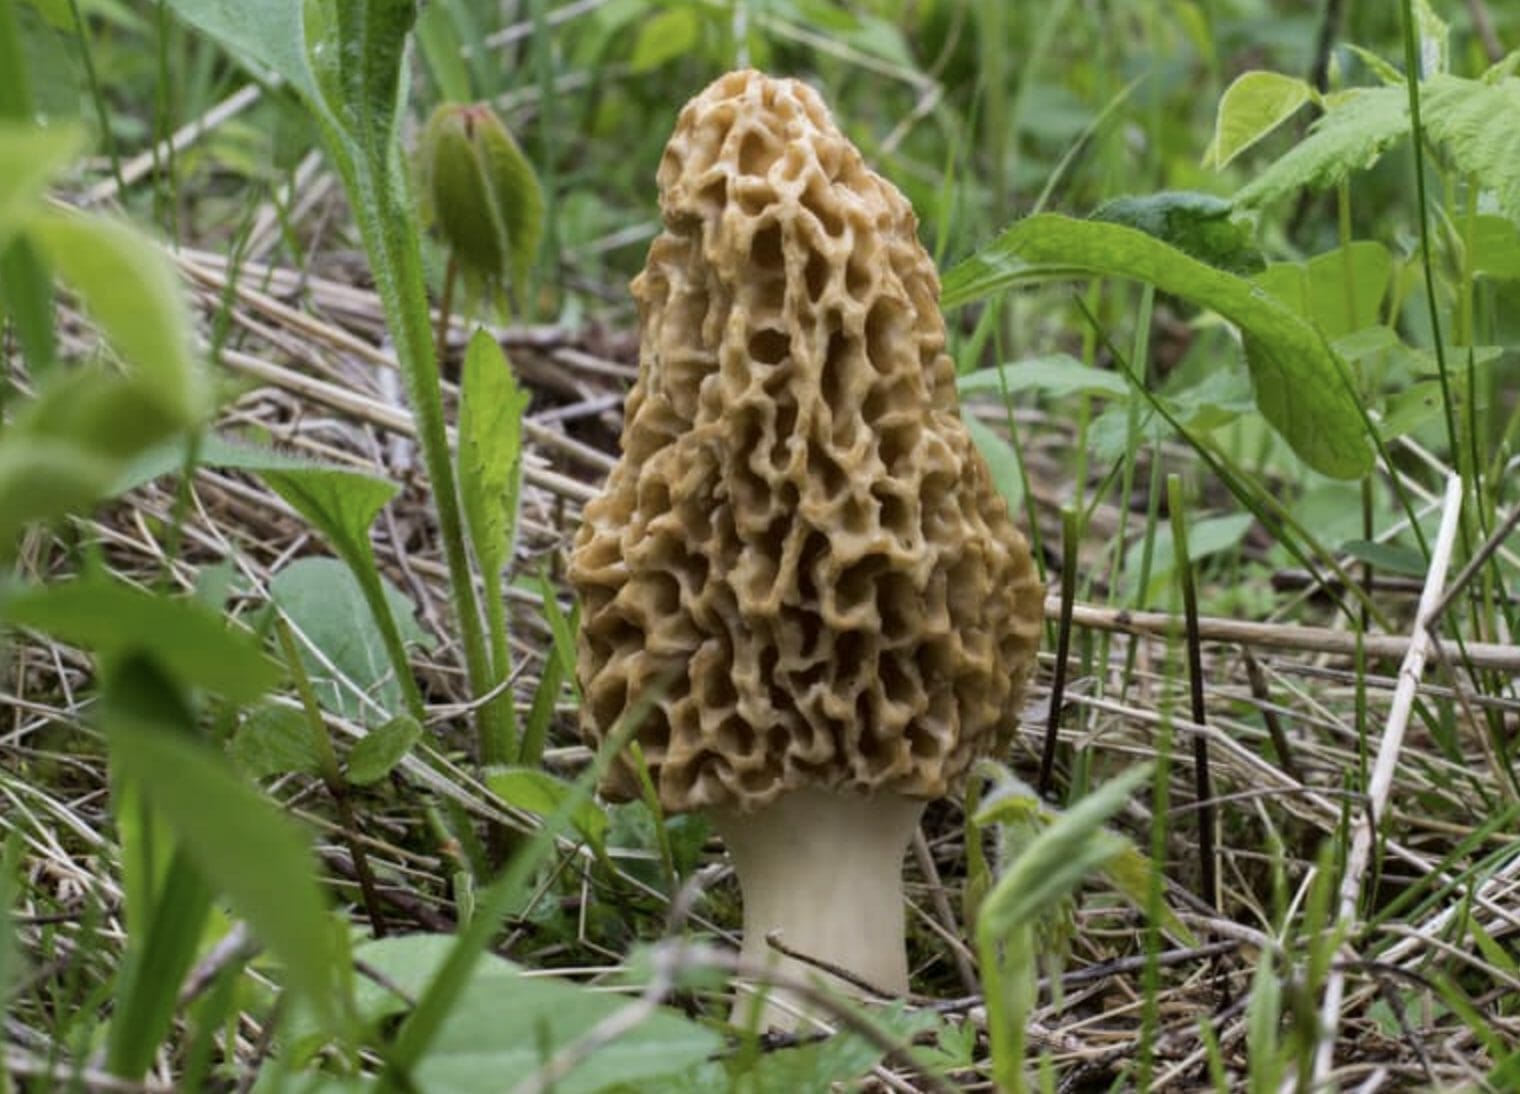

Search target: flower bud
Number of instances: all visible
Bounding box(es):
[417,102,544,300]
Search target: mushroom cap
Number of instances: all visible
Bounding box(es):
[570,70,1044,814]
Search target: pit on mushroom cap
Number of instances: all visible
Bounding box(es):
[570,69,1044,1027]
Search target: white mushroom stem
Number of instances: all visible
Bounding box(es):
[710,787,927,1029]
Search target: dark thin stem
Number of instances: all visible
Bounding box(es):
[66,0,126,200]
[1168,474,1217,911]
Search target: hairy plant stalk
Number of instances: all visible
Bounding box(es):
[711,789,926,1029]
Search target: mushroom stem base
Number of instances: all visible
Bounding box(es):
[711,788,926,1029]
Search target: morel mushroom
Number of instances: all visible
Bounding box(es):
[570,70,1044,1025]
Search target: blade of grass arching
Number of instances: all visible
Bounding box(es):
[1363,803,1520,933]
[536,575,581,704]
[1167,474,1218,911]
[377,683,668,1087]
[106,849,213,1079]
[1072,295,1388,632]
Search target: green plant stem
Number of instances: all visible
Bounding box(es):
[276,618,389,939]
[66,0,126,200]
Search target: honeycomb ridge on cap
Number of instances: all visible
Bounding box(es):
[570,70,1045,813]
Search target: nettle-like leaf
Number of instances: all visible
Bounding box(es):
[1232,86,1408,210]
[942,214,1373,479]
[1231,69,1520,220]
[1421,74,1520,222]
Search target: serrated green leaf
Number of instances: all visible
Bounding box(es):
[942,214,1374,479]
[347,714,422,785]
[1422,74,1520,221]
[1233,87,1408,210]
[1204,70,1313,169]
[2,574,281,702]
[117,433,344,495]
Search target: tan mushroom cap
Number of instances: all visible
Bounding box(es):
[570,70,1044,814]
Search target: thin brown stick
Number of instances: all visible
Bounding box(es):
[1050,597,1520,673]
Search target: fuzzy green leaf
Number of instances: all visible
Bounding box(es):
[1421,74,1520,221]
[488,767,607,852]
[347,714,422,785]
[457,331,530,585]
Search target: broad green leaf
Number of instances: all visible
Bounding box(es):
[630,6,701,72]
[232,701,321,779]
[1339,538,1428,577]
[488,767,607,852]
[28,212,205,424]
[1471,215,1520,280]
[259,465,426,719]
[354,934,719,1094]
[0,122,81,243]
[313,0,415,170]
[157,0,316,98]
[964,416,1025,514]
[1090,191,1264,274]
[1233,87,1408,209]
[102,656,345,1032]
[942,214,1374,478]
[957,354,1129,400]
[1204,71,1313,169]
[2,575,281,702]
[347,714,422,785]
[1254,241,1394,339]
[269,557,430,724]
[457,331,530,586]
[0,437,118,550]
